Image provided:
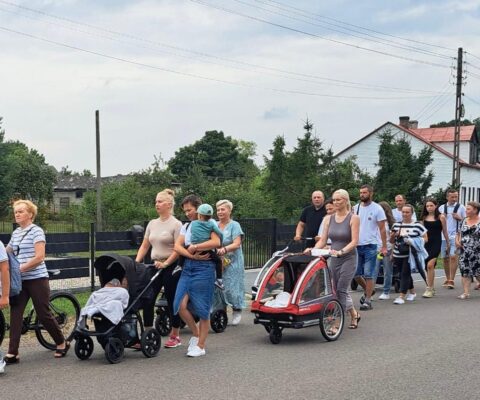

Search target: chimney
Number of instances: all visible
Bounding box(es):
[409,120,418,129]
[399,116,410,128]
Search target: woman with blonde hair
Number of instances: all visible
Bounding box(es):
[307,189,361,329]
[215,199,245,326]
[5,200,69,363]
[136,189,183,348]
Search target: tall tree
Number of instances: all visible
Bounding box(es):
[168,130,258,180]
[374,129,434,206]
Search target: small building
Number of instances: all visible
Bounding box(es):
[335,116,480,204]
[52,175,127,212]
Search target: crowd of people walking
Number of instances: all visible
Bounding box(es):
[1,184,479,371]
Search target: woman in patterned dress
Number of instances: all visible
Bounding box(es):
[455,201,480,299]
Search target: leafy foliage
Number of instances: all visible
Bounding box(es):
[374,129,434,206]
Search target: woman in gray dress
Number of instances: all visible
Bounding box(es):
[307,189,361,329]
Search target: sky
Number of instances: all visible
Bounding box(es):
[1,0,480,176]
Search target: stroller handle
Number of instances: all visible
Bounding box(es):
[275,237,315,256]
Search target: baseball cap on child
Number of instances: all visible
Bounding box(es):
[198,204,213,216]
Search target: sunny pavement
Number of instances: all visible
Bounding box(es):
[1,271,478,400]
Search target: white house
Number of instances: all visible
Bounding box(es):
[335,116,480,204]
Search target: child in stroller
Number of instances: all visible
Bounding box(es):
[73,254,162,364]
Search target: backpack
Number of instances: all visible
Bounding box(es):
[441,203,461,231]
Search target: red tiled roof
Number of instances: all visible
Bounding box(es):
[411,126,475,142]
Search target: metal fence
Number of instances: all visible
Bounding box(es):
[0,219,300,292]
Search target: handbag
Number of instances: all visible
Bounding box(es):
[7,252,22,297]
[394,225,410,256]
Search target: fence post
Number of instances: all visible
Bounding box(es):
[271,218,277,255]
[90,222,95,291]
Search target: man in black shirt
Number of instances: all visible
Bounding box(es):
[294,190,326,247]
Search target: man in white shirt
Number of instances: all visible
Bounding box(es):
[354,185,387,311]
[392,194,416,223]
[438,189,466,289]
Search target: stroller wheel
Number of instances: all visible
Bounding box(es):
[105,337,124,364]
[141,328,161,358]
[319,299,344,342]
[154,310,172,337]
[269,328,282,344]
[210,309,228,333]
[74,335,94,360]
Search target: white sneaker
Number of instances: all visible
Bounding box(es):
[188,336,199,352]
[378,293,390,300]
[405,293,417,302]
[231,311,242,326]
[187,345,206,357]
[393,297,405,305]
[0,359,5,374]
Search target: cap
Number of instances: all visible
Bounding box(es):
[197,203,213,216]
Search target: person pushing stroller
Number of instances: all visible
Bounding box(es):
[181,204,224,290]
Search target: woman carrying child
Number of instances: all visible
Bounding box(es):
[135,189,182,348]
[173,196,221,357]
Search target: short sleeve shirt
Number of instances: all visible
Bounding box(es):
[354,202,387,246]
[8,224,48,280]
[438,203,467,237]
[145,216,182,260]
[300,205,326,239]
[392,208,417,223]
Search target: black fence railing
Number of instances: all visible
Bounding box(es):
[0,219,301,292]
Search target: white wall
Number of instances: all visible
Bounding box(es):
[434,141,470,163]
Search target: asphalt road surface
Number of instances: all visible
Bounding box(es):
[1,272,478,400]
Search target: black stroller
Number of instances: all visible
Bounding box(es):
[155,285,228,335]
[73,254,162,364]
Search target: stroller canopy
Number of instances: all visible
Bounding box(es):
[94,254,154,299]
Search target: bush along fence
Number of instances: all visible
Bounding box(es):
[0,219,296,292]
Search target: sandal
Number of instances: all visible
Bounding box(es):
[446,280,455,289]
[457,293,470,300]
[348,313,361,329]
[54,342,71,358]
[475,283,480,290]
[4,354,20,364]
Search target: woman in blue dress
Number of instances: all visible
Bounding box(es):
[215,200,245,325]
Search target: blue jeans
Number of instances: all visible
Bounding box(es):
[375,251,393,294]
[355,244,377,279]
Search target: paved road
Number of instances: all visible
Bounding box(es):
[1,272,478,400]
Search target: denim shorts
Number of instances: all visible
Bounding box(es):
[355,244,378,279]
[441,236,457,257]
[173,259,215,320]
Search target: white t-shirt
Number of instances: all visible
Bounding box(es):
[354,202,387,246]
[438,202,467,237]
[392,208,417,223]
[0,241,7,292]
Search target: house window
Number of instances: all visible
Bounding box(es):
[461,187,467,203]
[470,143,478,164]
[477,188,480,201]
[75,190,83,199]
[59,197,70,209]
[468,187,472,201]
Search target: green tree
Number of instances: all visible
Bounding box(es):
[168,130,258,180]
[374,129,434,207]
[0,124,57,215]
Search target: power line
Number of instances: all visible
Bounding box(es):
[465,51,480,62]
[464,94,480,107]
[465,62,480,72]
[240,0,453,60]
[0,25,442,101]
[421,94,452,122]
[0,1,447,95]
[259,0,456,52]
[189,0,452,69]
[413,80,453,121]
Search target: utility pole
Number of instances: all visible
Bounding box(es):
[95,110,103,231]
[452,47,463,188]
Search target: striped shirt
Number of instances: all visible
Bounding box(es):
[8,224,48,280]
[0,241,7,292]
[391,222,427,258]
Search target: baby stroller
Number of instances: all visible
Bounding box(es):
[251,245,344,344]
[73,254,162,364]
[155,285,228,335]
